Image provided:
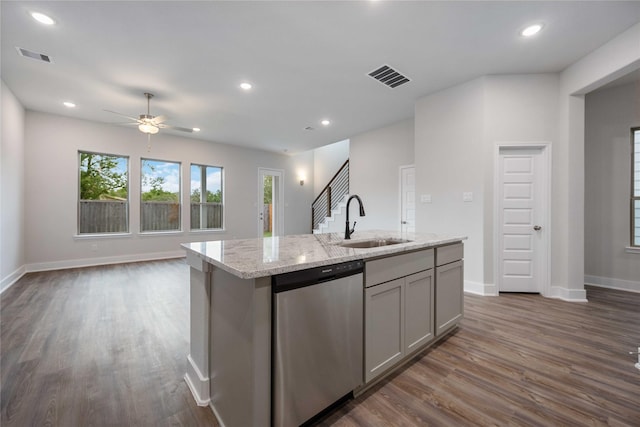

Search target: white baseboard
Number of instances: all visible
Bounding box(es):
[0,265,27,295]
[1,251,186,295]
[464,280,498,296]
[546,285,588,302]
[210,403,227,427]
[185,354,210,407]
[25,250,185,273]
[585,275,640,293]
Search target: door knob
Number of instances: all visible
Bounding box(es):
[533,225,542,231]
[401,221,408,225]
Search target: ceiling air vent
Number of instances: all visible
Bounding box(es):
[368,64,410,88]
[16,47,52,63]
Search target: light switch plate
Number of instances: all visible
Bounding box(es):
[463,192,473,202]
[421,194,432,203]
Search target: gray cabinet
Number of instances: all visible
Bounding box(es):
[364,250,434,383]
[435,243,464,337]
[364,278,404,383]
[405,269,434,354]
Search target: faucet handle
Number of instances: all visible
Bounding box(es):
[351,221,357,233]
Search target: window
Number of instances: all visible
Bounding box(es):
[78,151,129,234]
[190,164,223,230]
[141,159,181,232]
[632,128,640,247]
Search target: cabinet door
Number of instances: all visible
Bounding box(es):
[404,269,434,354]
[365,278,404,383]
[435,260,464,337]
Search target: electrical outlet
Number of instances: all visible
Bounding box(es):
[421,194,432,203]
[91,243,98,252]
[463,192,473,202]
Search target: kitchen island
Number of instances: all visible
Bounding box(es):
[182,230,465,427]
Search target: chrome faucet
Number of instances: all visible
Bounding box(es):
[344,195,366,240]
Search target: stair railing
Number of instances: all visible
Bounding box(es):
[312,159,349,231]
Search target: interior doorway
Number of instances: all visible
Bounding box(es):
[495,144,550,294]
[258,168,284,238]
[399,165,416,235]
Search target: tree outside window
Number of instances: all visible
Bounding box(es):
[141,159,181,232]
[78,151,129,234]
[190,164,223,230]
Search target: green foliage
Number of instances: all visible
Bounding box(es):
[80,152,128,200]
[190,189,222,203]
[141,188,178,202]
[141,162,178,202]
[263,175,272,204]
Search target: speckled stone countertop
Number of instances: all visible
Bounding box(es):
[182,230,466,279]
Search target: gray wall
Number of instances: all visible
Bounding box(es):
[585,82,640,291]
[313,139,349,197]
[21,111,314,271]
[1,81,26,292]
[349,119,414,231]
[415,78,486,289]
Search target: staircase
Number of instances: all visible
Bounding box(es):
[313,194,349,234]
[312,160,349,234]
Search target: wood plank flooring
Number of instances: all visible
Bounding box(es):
[2,260,639,426]
[1,259,219,427]
[317,286,640,427]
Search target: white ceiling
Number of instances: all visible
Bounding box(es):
[2,1,639,153]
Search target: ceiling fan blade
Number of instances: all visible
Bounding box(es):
[151,115,168,125]
[110,122,140,126]
[158,124,194,133]
[103,109,140,122]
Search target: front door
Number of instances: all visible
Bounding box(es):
[497,146,549,293]
[258,168,284,238]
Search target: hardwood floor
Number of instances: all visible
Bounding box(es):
[2,260,639,426]
[1,259,219,427]
[318,286,640,427]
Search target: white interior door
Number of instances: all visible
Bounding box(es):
[497,146,549,293]
[258,168,284,238]
[400,165,416,234]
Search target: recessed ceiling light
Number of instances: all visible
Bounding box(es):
[240,82,252,90]
[321,119,331,126]
[31,12,55,25]
[63,101,76,108]
[521,24,543,37]
[192,127,201,132]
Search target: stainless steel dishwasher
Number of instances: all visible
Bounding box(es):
[272,260,364,427]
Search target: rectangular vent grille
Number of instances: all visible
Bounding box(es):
[368,65,410,88]
[16,47,52,63]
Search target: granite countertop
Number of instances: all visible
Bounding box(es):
[182,230,466,279]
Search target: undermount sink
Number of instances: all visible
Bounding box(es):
[338,238,412,249]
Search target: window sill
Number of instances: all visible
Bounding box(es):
[74,233,132,239]
[625,246,640,254]
[189,229,226,234]
[139,230,185,237]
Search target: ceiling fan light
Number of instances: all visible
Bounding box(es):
[31,12,55,25]
[521,24,543,37]
[139,123,159,134]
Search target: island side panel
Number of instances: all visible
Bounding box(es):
[210,267,271,427]
[185,252,212,405]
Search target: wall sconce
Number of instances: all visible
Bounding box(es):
[298,172,306,186]
[299,178,305,186]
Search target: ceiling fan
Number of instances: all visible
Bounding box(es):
[105,92,193,135]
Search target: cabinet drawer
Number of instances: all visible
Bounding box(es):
[365,249,434,288]
[436,243,463,266]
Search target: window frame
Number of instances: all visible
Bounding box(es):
[140,157,182,233]
[77,150,130,235]
[190,163,225,231]
[631,127,640,248]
